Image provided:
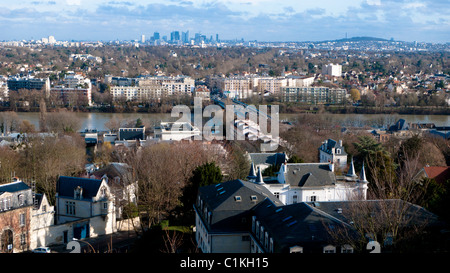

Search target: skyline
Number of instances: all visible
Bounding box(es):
[0,0,449,43]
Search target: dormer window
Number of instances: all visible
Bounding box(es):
[74,186,83,199]
[18,194,24,206]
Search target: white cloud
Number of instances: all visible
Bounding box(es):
[66,0,81,5]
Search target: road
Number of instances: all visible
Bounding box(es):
[49,231,139,253]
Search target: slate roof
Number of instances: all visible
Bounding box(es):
[320,139,347,155]
[56,176,103,199]
[389,119,408,131]
[92,162,133,185]
[306,200,443,229]
[0,181,30,193]
[282,163,336,187]
[197,179,283,232]
[252,199,350,252]
[249,153,286,166]
[118,128,145,141]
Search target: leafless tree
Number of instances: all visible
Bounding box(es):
[325,150,437,252]
[162,229,184,253]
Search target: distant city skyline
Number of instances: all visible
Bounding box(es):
[0,0,449,43]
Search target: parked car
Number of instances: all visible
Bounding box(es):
[32,247,51,253]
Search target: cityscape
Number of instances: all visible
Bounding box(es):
[0,1,449,267]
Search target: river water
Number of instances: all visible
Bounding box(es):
[12,112,450,132]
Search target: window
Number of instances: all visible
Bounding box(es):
[20,233,27,246]
[42,205,47,213]
[292,195,298,204]
[19,213,26,226]
[103,202,108,210]
[323,245,336,253]
[310,196,317,202]
[18,194,24,206]
[341,245,354,253]
[274,192,280,199]
[290,246,303,253]
[234,196,242,202]
[66,201,76,215]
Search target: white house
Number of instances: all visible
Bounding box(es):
[55,176,116,240]
[258,161,368,205]
[319,139,348,169]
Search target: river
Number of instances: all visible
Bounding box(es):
[11,112,450,132]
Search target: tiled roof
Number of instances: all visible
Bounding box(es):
[424,166,450,184]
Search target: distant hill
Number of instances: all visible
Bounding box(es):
[314,36,390,43]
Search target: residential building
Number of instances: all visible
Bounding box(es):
[222,77,253,99]
[318,139,347,169]
[154,122,201,141]
[0,179,33,253]
[194,179,283,253]
[194,85,211,100]
[7,76,50,96]
[285,76,315,88]
[415,166,450,185]
[0,80,8,102]
[322,63,342,77]
[51,73,92,106]
[252,77,287,95]
[109,75,195,102]
[195,179,444,253]
[247,152,287,173]
[91,163,138,220]
[30,193,55,250]
[281,86,346,104]
[262,161,368,205]
[55,176,116,239]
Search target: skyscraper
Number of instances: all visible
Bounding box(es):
[171,31,180,42]
[141,34,145,43]
[153,32,160,40]
[182,31,189,43]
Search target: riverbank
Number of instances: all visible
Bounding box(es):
[1,104,449,115]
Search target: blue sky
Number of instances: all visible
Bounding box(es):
[0,0,449,43]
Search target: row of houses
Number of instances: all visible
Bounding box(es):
[0,163,137,253]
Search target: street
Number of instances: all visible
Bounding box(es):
[49,231,139,253]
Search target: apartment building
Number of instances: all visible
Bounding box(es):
[322,63,342,77]
[110,75,195,102]
[282,86,347,104]
[50,72,93,105]
[7,76,50,96]
[222,77,253,99]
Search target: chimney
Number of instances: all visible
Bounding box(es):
[329,162,335,172]
[339,140,343,146]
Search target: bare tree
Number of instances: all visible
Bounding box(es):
[325,150,438,252]
[162,229,184,253]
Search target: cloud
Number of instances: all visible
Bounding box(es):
[1,0,449,42]
[66,0,81,6]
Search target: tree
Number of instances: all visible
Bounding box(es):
[19,135,86,204]
[350,89,361,102]
[180,162,222,220]
[45,109,81,133]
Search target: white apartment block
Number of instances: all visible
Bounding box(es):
[322,63,342,77]
[110,76,195,102]
[222,77,253,99]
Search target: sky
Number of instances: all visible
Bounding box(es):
[0,0,449,43]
